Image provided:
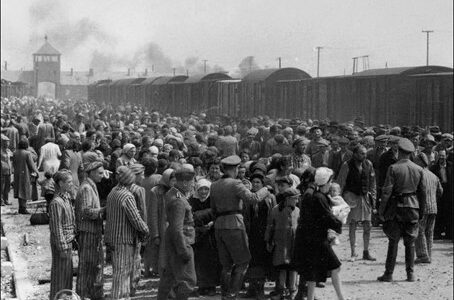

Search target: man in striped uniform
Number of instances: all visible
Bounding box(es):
[75,158,106,299]
[415,153,443,264]
[157,164,197,300]
[129,163,147,296]
[105,166,149,299]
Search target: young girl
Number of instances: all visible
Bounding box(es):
[327,183,350,245]
[265,188,300,300]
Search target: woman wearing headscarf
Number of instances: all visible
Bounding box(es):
[38,137,62,175]
[143,168,176,277]
[49,170,76,300]
[293,167,345,300]
[243,173,276,300]
[188,179,220,296]
[116,143,137,169]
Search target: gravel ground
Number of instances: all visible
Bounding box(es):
[1,193,453,300]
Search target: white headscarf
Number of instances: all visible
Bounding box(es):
[194,178,211,202]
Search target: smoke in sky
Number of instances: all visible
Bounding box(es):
[236,56,261,77]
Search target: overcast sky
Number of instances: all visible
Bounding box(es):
[1,0,452,77]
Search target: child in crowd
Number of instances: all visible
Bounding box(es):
[266,188,300,300]
[38,171,55,212]
[327,182,350,245]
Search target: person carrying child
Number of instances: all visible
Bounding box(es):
[327,183,351,245]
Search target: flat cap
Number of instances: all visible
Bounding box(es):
[442,133,453,141]
[175,163,195,179]
[375,134,389,142]
[397,138,415,153]
[221,155,241,166]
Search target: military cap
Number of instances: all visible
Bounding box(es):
[422,134,437,145]
[375,134,389,142]
[442,133,453,141]
[397,138,415,153]
[221,155,241,166]
[1,134,10,141]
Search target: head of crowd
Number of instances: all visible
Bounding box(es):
[1,95,453,187]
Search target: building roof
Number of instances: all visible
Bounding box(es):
[151,75,188,85]
[184,73,231,84]
[1,71,34,85]
[33,40,61,55]
[352,65,453,76]
[242,68,311,83]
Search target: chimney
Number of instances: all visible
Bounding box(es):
[88,68,94,76]
[127,68,130,76]
[70,68,73,76]
[144,68,148,76]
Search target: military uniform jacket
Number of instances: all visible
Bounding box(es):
[165,187,195,258]
[210,175,269,230]
[380,159,426,222]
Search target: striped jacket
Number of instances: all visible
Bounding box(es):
[421,168,443,215]
[130,183,147,224]
[75,178,103,234]
[49,193,76,251]
[105,185,149,245]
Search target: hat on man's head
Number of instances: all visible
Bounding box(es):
[422,134,437,146]
[397,138,415,153]
[375,134,389,142]
[292,137,309,148]
[221,155,241,167]
[175,164,195,180]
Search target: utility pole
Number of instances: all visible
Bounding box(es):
[422,30,434,66]
[352,57,358,74]
[186,69,189,76]
[202,60,208,73]
[316,46,323,77]
[172,68,176,76]
[278,57,281,69]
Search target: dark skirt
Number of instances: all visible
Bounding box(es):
[193,231,220,288]
[293,228,341,282]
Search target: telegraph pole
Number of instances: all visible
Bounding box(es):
[316,46,323,77]
[422,30,434,66]
[278,57,281,69]
[172,68,176,76]
[202,60,208,73]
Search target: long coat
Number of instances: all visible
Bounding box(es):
[60,149,83,187]
[189,196,220,288]
[265,204,300,267]
[293,189,342,282]
[12,149,38,200]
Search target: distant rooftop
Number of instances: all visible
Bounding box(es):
[352,65,453,76]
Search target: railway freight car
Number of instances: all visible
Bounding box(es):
[147,76,188,111]
[276,65,453,131]
[169,73,232,116]
[239,68,311,118]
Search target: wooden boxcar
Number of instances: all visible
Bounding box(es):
[240,68,311,118]
[216,79,242,117]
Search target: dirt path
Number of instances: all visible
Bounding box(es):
[1,194,452,300]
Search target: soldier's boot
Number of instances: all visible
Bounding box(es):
[221,267,233,299]
[229,263,248,300]
[405,242,416,282]
[255,280,266,300]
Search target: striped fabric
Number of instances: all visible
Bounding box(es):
[130,183,148,225]
[50,245,73,300]
[416,214,437,259]
[105,185,149,245]
[421,169,443,214]
[75,178,104,233]
[131,241,141,292]
[111,243,136,299]
[49,193,75,251]
[76,231,104,299]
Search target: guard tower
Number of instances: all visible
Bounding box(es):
[33,35,61,98]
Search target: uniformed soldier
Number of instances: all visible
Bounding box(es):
[378,138,426,282]
[157,164,197,300]
[210,155,271,300]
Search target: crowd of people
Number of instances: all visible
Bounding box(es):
[0,95,453,300]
